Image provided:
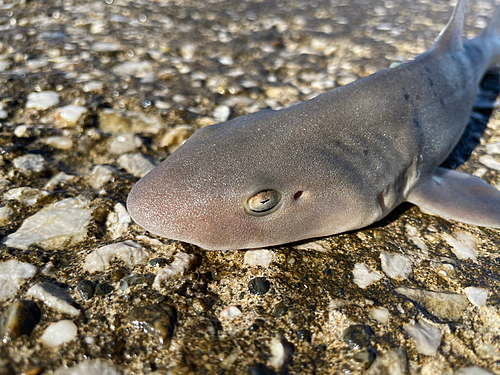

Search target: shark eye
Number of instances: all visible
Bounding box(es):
[246,190,281,215]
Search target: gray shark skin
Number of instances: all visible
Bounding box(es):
[127,0,500,250]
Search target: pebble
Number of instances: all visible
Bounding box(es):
[3,187,49,206]
[12,154,46,175]
[83,240,150,273]
[55,105,88,127]
[150,258,168,267]
[366,349,408,375]
[77,280,95,301]
[0,204,17,224]
[88,165,116,189]
[128,303,177,345]
[92,42,121,52]
[109,133,143,154]
[479,155,500,170]
[106,202,131,239]
[82,81,104,93]
[112,61,154,79]
[464,287,488,306]
[96,283,114,295]
[244,249,274,267]
[267,335,292,371]
[14,124,41,138]
[117,153,155,178]
[404,319,442,356]
[248,277,271,295]
[213,105,231,122]
[444,231,478,261]
[220,305,242,319]
[159,125,195,152]
[153,252,196,290]
[485,142,500,154]
[352,263,383,289]
[25,91,60,111]
[40,320,78,347]
[380,252,412,279]
[264,84,300,102]
[120,273,146,291]
[44,172,75,190]
[454,367,494,375]
[0,260,37,301]
[0,300,41,343]
[99,110,162,135]
[396,287,468,321]
[4,197,91,250]
[43,136,73,150]
[295,240,329,252]
[369,307,390,324]
[53,359,121,375]
[26,283,80,316]
[342,324,373,350]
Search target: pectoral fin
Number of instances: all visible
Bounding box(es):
[406,167,500,228]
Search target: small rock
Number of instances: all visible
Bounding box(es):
[153,252,196,290]
[464,287,488,306]
[3,187,49,206]
[109,133,143,154]
[264,84,299,102]
[342,324,373,350]
[0,204,17,224]
[12,154,46,175]
[43,136,73,150]
[295,240,329,252]
[128,304,177,345]
[53,359,121,375]
[14,124,41,138]
[396,287,468,321]
[96,283,114,295]
[248,277,271,295]
[366,349,408,375]
[112,61,154,79]
[479,155,500,170]
[26,91,59,111]
[444,231,478,260]
[150,258,168,267]
[106,203,131,239]
[117,153,155,178]
[82,81,104,93]
[244,249,274,267]
[213,105,230,122]
[352,263,383,289]
[380,252,412,279]
[44,172,75,190]
[83,240,149,273]
[369,307,390,324]
[267,335,293,371]
[26,283,80,316]
[0,300,41,343]
[40,320,77,347]
[404,318,442,356]
[92,42,121,52]
[88,165,116,189]
[454,367,495,375]
[220,306,242,319]
[55,105,88,127]
[485,142,500,154]
[77,280,95,301]
[0,260,37,301]
[120,273,146,290]
[180,43,197,61]
[160,125,194,152]
[4,197,91,250]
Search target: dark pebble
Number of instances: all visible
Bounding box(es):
[342,324,373,350]
[248,277,270,295]
[120,273,146,290]
[273,302,288,318]
[128,304,177,345]
[0,299,41,343]
[150,258,168,267]
[77,279,95,301]
[247,363,276,375]
[96,283,114,295]
[297,328,311,342]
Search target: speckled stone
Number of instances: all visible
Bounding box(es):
[95,283,114,296]
[342,324,373,350]
[77,280,95,301]
[248,277,271,295]
[127,304,177,345]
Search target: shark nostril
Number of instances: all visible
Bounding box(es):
[293,191,303,200]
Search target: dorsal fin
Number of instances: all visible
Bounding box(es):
[431,0,467,53]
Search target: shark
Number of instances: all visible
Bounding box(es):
[127,0,500,250]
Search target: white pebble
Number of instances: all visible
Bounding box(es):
[0,260,37,301]
[268,336,290,370]
[4,197,91,250]
[295,240,329,252]
[213,105,231,122]
[153,252,196,290]
[117,153,155,178]
[486,142,500,154]
[112,61,153,79]
[83,240,149,273]
[369,307,390,324]
[404,319,442,356]
[55,105,88,127]
[454,366,495,375]
[464,286,488,306]
[43,136,73,150]
[109,133,143,154]
[54,359,120,375]
[244,249,274,267]
[88,165,116,189]
[0,205,16,224]
[444,231,478,260]
[44,172,75,190]
[220,305,242,319]
[352,263,383,289]
[3,187,49,206]
[82,81,104,93]
[106,203,131,239]
[380,252,412,279]
[479,155,500,170]
[92,42,121,52]
[26,91,60,111]
[26,283,80,316]
[13,154,46,175]
[40,320,78,347]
